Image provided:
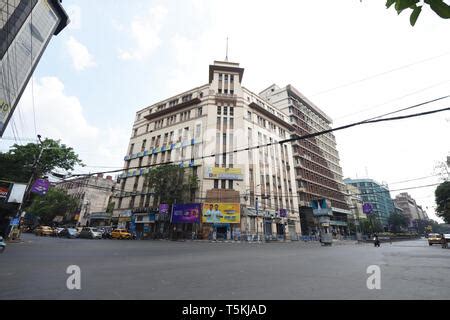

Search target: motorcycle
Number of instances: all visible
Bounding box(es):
[0,236,6,253]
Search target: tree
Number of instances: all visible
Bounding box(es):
[386,0,450,26]
[388,212,410,233]
[0,138,84,183]
[143,165,199,207]
[26,188,79,224]
[435,181,450,223]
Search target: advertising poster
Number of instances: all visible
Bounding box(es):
[202,203,240,224]
[0,181,11,202]
[171,203,201,224]
[31,179,50,196]
[159,203,170,215]
[279,209,287,218]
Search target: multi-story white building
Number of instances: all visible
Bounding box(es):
[56,174,117,227]
[113,60,301,240]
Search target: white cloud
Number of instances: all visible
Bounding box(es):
[118,5,168,61]
[66,36,96,71]
[66,5,82,30]
[0,77,129,176]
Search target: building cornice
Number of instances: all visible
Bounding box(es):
[249,102,294,131]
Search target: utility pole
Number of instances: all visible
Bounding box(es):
[256,197,259,242]
[11,135,47,239]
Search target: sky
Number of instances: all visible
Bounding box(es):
[0,0,449,222]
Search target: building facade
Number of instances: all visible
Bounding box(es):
[394,192,429,230]
[113,60,301,240]
[344,178,395,230]
[260,84,351,236]
[56,174,117,227]
[0,0,69,136]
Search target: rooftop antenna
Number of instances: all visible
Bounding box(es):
[225,36,229,61]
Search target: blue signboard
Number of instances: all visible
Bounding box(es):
[10,217,20,226]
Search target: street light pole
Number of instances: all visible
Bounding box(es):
[256,197,259,242]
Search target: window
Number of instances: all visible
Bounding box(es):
[137,113,141,120]
[195,124,201,138]
[197,107,203,117]
[219,74,223,81]
[217,117,221,130]
[228,180,233,189]
[217,106,221,115]
[214,180,219,188]
[230,107,234,116]
[146,124,149,132]
[141,140,146,151]
[134,129,138,137]
[247,111,252,120]
[230,75,234,83]
[229,118,234,130]
[129,143,135,154]
[221,180,226,189]
[224,106,228,115]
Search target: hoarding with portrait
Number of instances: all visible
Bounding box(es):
[171,203,201,223]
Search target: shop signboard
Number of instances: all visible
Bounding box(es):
[171,203,201,223]
[202,203,240,224]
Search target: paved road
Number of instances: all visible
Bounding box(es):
[0,234,449,299]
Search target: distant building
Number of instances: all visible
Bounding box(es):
[394,192,429,229]
[345,183,366,221]
[0,0,69,136]
[56,174,117,226]
[343,178,395,230]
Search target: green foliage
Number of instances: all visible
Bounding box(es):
[26,188,79,224]
[435,181,450,223]
[386,0,450,26]
[144,165,199,207]
[106,201,115,213]
[359,216,384,234]
[0,138,84,182]
[388,212,410,233]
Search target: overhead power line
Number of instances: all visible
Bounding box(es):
[67,95,450,178]
[311,51,450,97]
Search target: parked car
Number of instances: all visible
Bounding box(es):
[59,228,79,239]
[111,229,132,240]
[428,233,442,245]
[79,227,102,239]
[34,226,54,237]
[441,234,450,249]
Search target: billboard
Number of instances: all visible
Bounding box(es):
[171,203,201,224]
[0,181,12,202]
[202,203,240,224]
[204,167,243,180]
[311,199,333,216]
[0,0,61,136]
[7,183,27,203]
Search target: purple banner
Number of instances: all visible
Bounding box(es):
[171,203,201,223]
[159,203,170,215]
[279,209,287,217]
[31,179,50,196]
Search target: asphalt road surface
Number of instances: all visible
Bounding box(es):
[0,234,449,299]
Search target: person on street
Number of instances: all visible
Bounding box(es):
[373,234,380,247]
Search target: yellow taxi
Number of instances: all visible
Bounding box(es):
[111,229,132,240]
[428,233,442,246]
[34,226,54,237]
